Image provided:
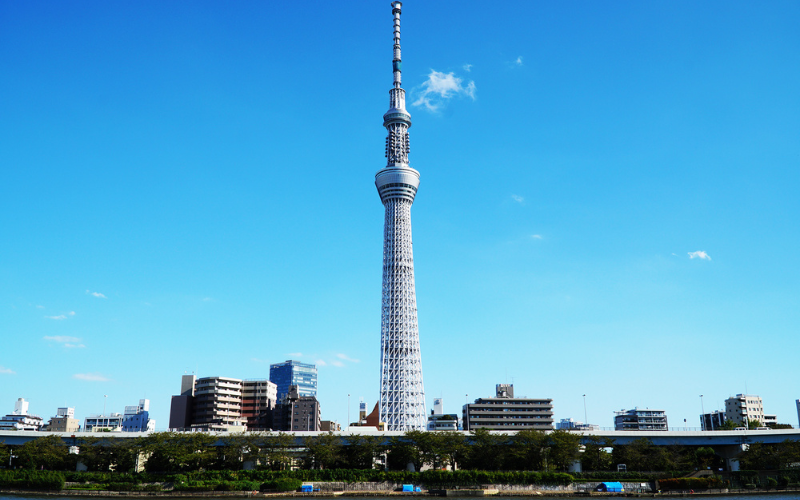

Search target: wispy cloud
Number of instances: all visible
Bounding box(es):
[288,352,303,358]
[331,360,345,368]
[412,70,476,112]
[45,335,81,343]
[251,358,269,364]
[44,335,85,348]
[0,366,15,375]
[46,315,67,320]
[336,353,360,363]
[463,63,473,72]
[86,290,106,299]
[202,297,213,302]
[513,56,523,66]
[36,305,44,309]
[315,359,327,367]
[531,234,543,240]
[688,251,712,261]
[511,194,524,203]
[73,373,110,382]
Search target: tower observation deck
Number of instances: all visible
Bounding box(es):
[376,1,426,431]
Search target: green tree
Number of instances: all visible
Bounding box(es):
[748,419,763,430]
[341,434,382,469]
[386,435,423,471]
[581,435,613,471]
[142,432,216,472]
[463,428,507,471]
[508,429,549,470]
[303,432,342,469]
[256,432,295,470]
[433,432,468,470]
[16,435,70,470]
[548,430,582,471]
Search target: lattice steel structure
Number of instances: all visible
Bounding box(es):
[376,1,426,431]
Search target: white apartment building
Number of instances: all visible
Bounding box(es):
[192,376,247,431]
[725,394,765,426]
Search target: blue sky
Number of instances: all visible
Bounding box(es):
[2,1,799,430]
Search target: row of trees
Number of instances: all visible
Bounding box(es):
[3,431,797,473]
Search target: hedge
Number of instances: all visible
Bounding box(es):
[0,470,66,490]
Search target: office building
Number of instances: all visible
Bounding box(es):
[700,411,726,431]
[272,385,320,431]
[45,407,80,432]
[269,360,317,401]
[241,379,277,430]
[462,384,554,431]
[84,414,124,432]
[0,398,44,431]
[614,408,668,431]
[556,418,599,431]
[725,394,765,426]
[121,399,156,432]
[427,398,459,431]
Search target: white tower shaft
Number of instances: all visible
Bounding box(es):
[375,1,426,431]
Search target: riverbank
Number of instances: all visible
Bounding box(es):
[2,488,800,498]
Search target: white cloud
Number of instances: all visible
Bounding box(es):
[336,353,360,363]
[86,290,106,298]
[202,297,213,302]
[514,56,523,66]
[315,359,327,367]
[36,305,44,309]
[412,70,476,112]
[69,311,75,316]
[511,194,524,203]
[0,366,15,375]
[463,63,472,72]
[251,358,269,363]
[45,315,67,320]
[44,336,84,348]
[531,234,543,240]
[688,251,712,261]
[288,352,303,358]
[331,360,345,368]
[73,373,110,382]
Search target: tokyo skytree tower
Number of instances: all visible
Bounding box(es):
[376,1,426,431]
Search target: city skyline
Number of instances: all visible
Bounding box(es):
[2,1,799,430]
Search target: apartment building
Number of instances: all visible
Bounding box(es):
[462,384,554,431]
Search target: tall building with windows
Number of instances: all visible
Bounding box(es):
[45,407,80,433]
[241,379,277,430]
[614,408,669,431]
[462,384,554,431]
[191,376,246,431]
[269,360,317,401]
[0,398,44,431]
[376,0,427,432]
[725,394,765,426]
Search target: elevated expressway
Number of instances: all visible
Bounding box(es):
[2,428,798,469]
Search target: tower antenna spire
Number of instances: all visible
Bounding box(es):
[375,1,426,431]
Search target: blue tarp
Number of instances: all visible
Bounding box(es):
[596,482,624,492]
[301,485,313,492]
[402,484,414,492]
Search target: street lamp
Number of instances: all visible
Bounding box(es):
[700,395,705,431]
[583,394,588,426]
